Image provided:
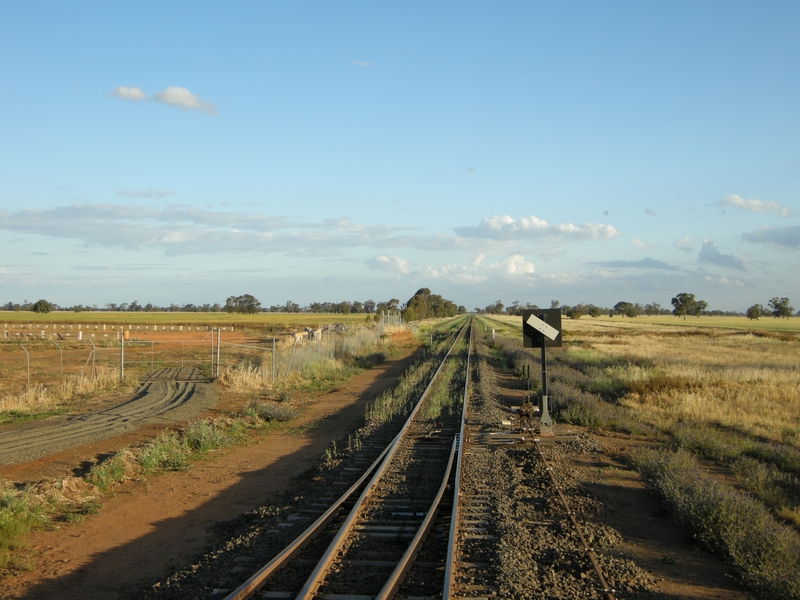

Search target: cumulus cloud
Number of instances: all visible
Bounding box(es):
[742,224,800,249]
[117,188,175,198]
[454,215,621,241]
[111,86,147,101]
[698,240,746,271]
[365,255,410,275]
[717,195,792,218]
[493,254,534,275]
[674,237,693,253]
[630,238,650,249]
[645,208,657,216]
[586,257,679,271]
[153,87,217,115]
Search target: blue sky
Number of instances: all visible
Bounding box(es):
[1,1,798,311]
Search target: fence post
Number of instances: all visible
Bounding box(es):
[119,329,124,381]
[216,328,221,377]
[52,341,63,377]
[272,337,276,383]
[20,344,29,388]
[89,339,96,378]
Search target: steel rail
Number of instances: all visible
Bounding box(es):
[226,318,468,600]
[534,441,617,600]
[223,436,398,600]
[377,319,473,599]
[442,319,474,597]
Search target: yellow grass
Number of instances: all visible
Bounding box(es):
[563,319,800,445]
[0,311,378,329]
[0,368,132,414]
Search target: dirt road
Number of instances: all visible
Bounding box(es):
[0,368,217,465]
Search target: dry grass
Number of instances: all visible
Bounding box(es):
[0,368,133,416]
[564,320,800,445]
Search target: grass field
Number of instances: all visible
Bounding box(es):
[1,311,379,329]
[485,313,800,333]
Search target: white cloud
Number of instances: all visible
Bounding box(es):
[454,215,621,241]
[365,255,410,275]
[717,195,792,218]
[493,254,534,275]
[674,237,693,253]
[630,238,649,249]
[471,253,485,266]
[111,86,147,101]
[351,60,373,67]
[153,87,217,115]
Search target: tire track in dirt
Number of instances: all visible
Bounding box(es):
[0,368,218,466]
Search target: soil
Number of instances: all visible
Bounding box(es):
[0,329,756,599]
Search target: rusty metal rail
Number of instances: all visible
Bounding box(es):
[225,317,472,600]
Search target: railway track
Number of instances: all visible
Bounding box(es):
[222,319,622,600]
[226,319,473,600]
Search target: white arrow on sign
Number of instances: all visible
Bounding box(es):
[526,314,560,341]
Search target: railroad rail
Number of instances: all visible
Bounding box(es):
[225,318,616,599]
[226,318,473,600]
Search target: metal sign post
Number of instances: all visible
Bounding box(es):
[522,309,562,427]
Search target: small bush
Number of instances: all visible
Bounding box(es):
[244,401,298,422]
[87,452,130,492]
[630,448,800,599]
[0,487,46,567]
[138,431,188,473]
[355,352,387,369]
[184,420,233,454]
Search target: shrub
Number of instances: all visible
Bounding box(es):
[183,420,233,454]
[630,448,800,599]
[0,487,46,567]
[244,401,298,422]
[87,452,131,492]
[138,431,188,473]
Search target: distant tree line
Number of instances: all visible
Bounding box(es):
[4,292,797,320]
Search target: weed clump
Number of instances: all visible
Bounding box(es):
[630,447,800,599]
[138,431,189,473]
[87,451,133,492]
[183,420,234,454]
[243,401,298,423]
[0,486,46,567]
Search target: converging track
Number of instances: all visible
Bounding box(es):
[226,319,473,600]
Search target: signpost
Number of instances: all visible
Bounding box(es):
[521,309,562,426]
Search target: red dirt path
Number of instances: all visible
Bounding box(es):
[0,333,421,600]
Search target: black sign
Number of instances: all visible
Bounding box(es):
[522,309,563,348]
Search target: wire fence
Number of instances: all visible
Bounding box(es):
[0,321,410,397]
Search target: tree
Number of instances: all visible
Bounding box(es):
[612,301,640,318]
[32,299,53,314]
[363,299,376,314]
[587,305,603,318]
[746,304,763,320]
[402,288,458,321]
[484,300,504,314]
[768,297,794,319]
[671,292,707,319]
[644,302,661,316]
[224,294,261,314]
[550,300,560,309]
